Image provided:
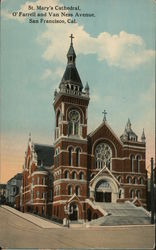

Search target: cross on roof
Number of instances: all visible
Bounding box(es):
[69,34,74,44]
[102,110,107,122]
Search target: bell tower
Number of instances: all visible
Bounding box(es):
[52,35,90,220]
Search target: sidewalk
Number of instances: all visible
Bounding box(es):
[1,205,62,229]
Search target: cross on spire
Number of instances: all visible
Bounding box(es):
[102,110,107,122]
[69,34,74,45]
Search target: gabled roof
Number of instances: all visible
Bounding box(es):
[90,165,120,187]
[34,143,54,167]
[88,121,123,146]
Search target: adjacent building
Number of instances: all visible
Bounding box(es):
[6,173,22,206]
[0,184,7,204]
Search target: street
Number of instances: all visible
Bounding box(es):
[0,206,155,249]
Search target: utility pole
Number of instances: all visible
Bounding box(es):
[150,158,154,224]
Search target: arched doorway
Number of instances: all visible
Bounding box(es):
[95,180,112,202]
[69,203,78,221]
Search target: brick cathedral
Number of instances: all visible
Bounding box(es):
[21,35,147,222]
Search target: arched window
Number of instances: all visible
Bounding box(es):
[134,177,137,184]
[75,186,80,196]
[136,155,141,172]
[42,177,45,185]
[68,147,73,166]
[76,148,80,166]
[56,186,59,196]
[95,143,112,170]
[130,155,135,172]
[118,176,122,183]
[56,110,61,127]
[68,186,72,195]
[64,170,69,179]
[130,190,135,198]
[79,172,84,180]
[68,110,80,136]
[72,171,76,179]
[127,176,131,184]
[136,190,141,198]
[139,178,144,185]
[36,191,39,198]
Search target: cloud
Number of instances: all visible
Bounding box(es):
[2,0,155,70]
[41,67,64,80]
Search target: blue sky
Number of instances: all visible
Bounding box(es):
[0,0,155,183]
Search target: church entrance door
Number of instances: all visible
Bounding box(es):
[69,204,78,221]
[95,192,112,202]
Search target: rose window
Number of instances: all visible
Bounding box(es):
[95,143,112,169]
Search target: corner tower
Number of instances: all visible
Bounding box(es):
[53,35,90,221]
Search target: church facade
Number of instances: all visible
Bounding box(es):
[21,36,147,222]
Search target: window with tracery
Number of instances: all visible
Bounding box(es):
[68,110,80,136]
[95,143,112,170]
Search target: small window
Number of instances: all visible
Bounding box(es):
[139,178,144,185]
[68,186,72,195]
[130,190,135,198]
[79,172,84,180]
[72,172,76,179]
[136,190,141,198]
[42,177,45,185]
[75,186,80,196]
[64,171,69,179]
[136,155,141,172]
[118,176,122,183]
[42,192,45,199]
[56,186,59,196]
[127,176,131,184]
[134,177,137,184]
[130,155,135,172]
[76,148,80,166]
[36,191,39,198]
[68,147,73,166]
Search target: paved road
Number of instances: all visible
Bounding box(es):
[0,206,155,249]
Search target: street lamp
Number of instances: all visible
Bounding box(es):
[64,204,73,228]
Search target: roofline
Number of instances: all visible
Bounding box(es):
[88,121,123,146]
[32,142,54,148]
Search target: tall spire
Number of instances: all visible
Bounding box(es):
[59,35,83,93]
[141,128,146,143]
[126,118,131,131]
[120,119,138,142]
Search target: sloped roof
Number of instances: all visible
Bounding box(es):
[61,64,83,88]
[8,173,22,183]
[88,121,123,146]
[34,144,54,167]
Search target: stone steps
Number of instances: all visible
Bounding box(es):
[89,202,151,225]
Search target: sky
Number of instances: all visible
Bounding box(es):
[0,0,155,183]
